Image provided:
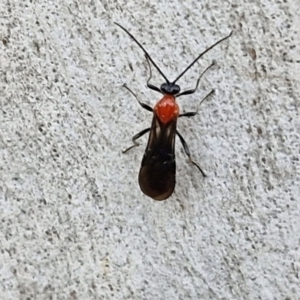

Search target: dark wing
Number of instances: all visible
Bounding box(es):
[139,116,177,200]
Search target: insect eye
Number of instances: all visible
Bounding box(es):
[160,83,181,95]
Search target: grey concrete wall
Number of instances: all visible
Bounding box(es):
[0,0,299,299]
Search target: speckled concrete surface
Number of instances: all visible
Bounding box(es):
[0,0,299,299]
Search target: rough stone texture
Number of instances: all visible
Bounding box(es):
[0,0,299,299]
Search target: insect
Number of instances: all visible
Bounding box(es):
[115,22,232,200]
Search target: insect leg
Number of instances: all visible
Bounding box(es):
[123,128,151,153]
[176,130,206,177]
[123,84,153,112]
[177,62,215,97]
[145,55,163,94]
[179,89,215,118]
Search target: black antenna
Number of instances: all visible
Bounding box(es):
[172,31,233,84]
[115,22,232,88]
[115,22,170,83]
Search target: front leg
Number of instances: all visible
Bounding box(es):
[123,84,153,112]
[176,62,215,97]
[145,54,163,94]
[179,89,215,118]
